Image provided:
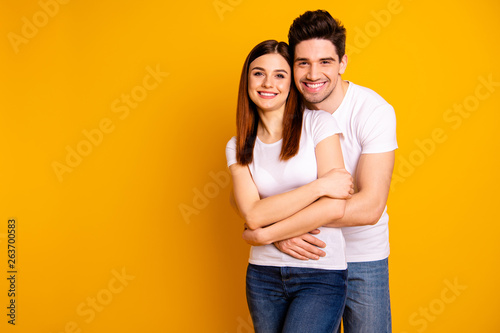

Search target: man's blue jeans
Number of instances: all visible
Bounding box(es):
[246,264,347,333]
[337,258,392,333]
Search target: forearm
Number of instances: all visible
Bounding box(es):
[322,151,395,227]
[241,179,325,230]
[232,135,352,231]
[323,191,386,227]
[255,197,346,245]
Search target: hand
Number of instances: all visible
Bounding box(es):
[242,226,265,246]
[318,168,354,199]
[273,229,327,260]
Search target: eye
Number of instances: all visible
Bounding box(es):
[321,60,333,65]
[276,74,286,79]
[252,71,264,77]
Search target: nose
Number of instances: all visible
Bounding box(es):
[306,63,320,81]
[262,75,273,88]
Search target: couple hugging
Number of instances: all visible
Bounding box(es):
[226,9,397,333]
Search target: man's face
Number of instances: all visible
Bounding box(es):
[293,39,347,106]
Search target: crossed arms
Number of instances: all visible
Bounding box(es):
[230,144,395,260]
[228,134,353,245]
[272,151,395,260]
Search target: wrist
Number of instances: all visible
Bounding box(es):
[313,178,326,198]
[256,227,273,245]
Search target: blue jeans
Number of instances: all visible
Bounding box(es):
[337,258,392,333]
[246,264,347,333]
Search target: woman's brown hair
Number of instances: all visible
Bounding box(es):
[236,40,303,165]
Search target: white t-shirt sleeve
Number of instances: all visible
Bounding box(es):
[310,110,342,147]
[225,136,237,167]
[359,104,398,154]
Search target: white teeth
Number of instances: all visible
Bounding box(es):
[260,92,277,96]
[306,83,324,88]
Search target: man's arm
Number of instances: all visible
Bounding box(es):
[326,151,394,227]
[272,151,395,259]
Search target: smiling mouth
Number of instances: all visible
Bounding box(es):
[303,82,326,90]
[258,92,278,97]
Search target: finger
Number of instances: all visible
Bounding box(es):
[302,234,327,248]
[285,248,310,261]
[291,240,327,259]
[308,229,321,235]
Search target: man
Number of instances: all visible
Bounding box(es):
[274,10,398,332]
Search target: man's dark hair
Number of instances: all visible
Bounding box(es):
[288,10,347,60]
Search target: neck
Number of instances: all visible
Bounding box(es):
[307,78,349,114]
[257,107,284,143]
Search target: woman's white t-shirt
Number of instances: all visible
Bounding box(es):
[226,109,347,270]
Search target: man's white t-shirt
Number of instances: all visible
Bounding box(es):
[331,82,398,262]
[226,109,347,270]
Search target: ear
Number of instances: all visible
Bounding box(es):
[339,54,348,75]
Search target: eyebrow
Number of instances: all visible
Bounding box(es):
[250,67,289,74]
[294,57,336,63]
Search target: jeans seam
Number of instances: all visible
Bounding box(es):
[280,267,290,298]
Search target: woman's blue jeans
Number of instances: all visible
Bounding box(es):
[246,264,347,333]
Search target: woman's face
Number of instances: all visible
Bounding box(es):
[248,53,291,113]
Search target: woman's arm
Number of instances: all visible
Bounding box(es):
[242,134,348,244]
[229,151,351,230]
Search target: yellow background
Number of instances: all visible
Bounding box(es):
[1,0,499,332]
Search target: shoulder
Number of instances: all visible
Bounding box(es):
[225,136,238,167]
[349,82,393,112]
[350,82,389,104]
[226,136,237,149]
[303,109,341,145]
[347,83,395,120]
[303,108,335,124]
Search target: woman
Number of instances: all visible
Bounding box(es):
[225,40,353,332]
